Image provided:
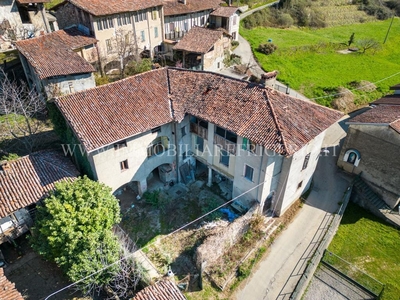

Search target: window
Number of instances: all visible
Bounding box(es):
[190,116,208,129]
[169,22,175,31]
[242,137,256,153]
[182,152,187,160]
[217,62,220,69]
[141,30,145,42]
[117,14,131,26]
[117,15,122,26]
[233,15,237,26]
[152,9,158,20]
[108,17,114,28]
[244,165,254,181]
[196,136,204,152]
[343,149,361,166]
[220,149,230,167]
[232,32,236,40]
[181,126,187,137]
[68,82,74,93]
[200,16,205,26]
[147,137,168,157]
[120,159,129,171]
[106,39,112,53]
[154,26,158,38]
[297,181,303,189]
[114,140,127,150]
[125,13,131,24]
[151,126,161,133]
[135,10,147,22]
[216,126,237,143]
[302,153,311,170]
[97,20,103,30]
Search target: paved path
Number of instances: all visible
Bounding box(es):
[235,116,351,300]
[240,1,280,19]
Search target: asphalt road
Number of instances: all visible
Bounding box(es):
[235,116,351,300]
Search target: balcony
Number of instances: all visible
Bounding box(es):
[190,122,208,140]
[214,134,237,155]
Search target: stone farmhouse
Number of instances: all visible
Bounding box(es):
[173,27,231,71]
[53,0,164,73]
[15,26,97,98]
[337,85,400,209]
[209,6,240,40]
[0,150,79,244]
[54,68,342,216]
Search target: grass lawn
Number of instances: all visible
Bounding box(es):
[240,19,400,106]
[327,202,400,299]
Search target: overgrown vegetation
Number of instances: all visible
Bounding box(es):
[327,202,400,300]
[241,18,400,107]
[124,58,152,76]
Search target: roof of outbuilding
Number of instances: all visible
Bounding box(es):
[16,27,96,79]
[68,0,163,16]
[173,27,225,54]
[0,269,23,300]
[0,150,79,218]
[163,0,222,16]
[370,94,400,106]
[56,68,343,155]
[132,280,186,300]
[349,105,400,124]
[210,6,239,17]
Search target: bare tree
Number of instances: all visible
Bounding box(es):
[0,69,48,153]
[357,38,381,53]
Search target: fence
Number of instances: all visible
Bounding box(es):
[322,250,384,297]
[290,185,353,299]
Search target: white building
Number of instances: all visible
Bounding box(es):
[55,68,342,216]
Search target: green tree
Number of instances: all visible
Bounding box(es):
[31,176,121,293]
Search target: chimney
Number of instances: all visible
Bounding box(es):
[0,162,11,173]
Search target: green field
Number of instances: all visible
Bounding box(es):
[327,202,400,299]
[241,19,400,106]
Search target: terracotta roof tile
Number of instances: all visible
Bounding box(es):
[390,119,400,133]
[0,269,23,300]
[163,0,222,16]
[210,6,239,17]
[349,105,400,124]
[56,68,342,156]
[16,27,96,79]
[56,68,173,152]
[371,94,400,106]
[69,0,163,16]
[132,280,186,300]
[0,150,79,218]
[173,27,225,54]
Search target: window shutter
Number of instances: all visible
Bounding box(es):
[242,138,248,150]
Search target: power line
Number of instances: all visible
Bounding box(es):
[45,178,271,299]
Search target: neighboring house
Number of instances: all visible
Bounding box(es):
[337,90,400,208]
[0,150,79,244]
[0,268,23,300]
[173,27,231,71]
[55,68,342,216]
[163,0,222,40]
[0,0,51,49]
[209,6,239,40]
[132,279,186,300]
[16,26,97,99]
[53,0,164,72]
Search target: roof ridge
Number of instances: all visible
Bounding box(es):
[265,89,290,155]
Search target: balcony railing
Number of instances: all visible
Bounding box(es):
[190,123,208,140]
[214,134,236,155]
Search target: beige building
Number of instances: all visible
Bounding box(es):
[209,6,239,40]
[337,90,400,209]
[53,0,164,73]
[55,68,342,216]
[16,26,97,99]
[173,27,231,71]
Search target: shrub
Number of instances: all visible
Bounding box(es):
[231,40,239,48]
[277,13,294,28]
[258,43,278,55]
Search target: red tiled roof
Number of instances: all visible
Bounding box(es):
[56,68,173,152]
[371,94,400,106]
[210,6,239,17]
[390,84,400,90]
[56,68,342,155]
[173,27,224,54]
[16,27,96,79]
[69,0,163,16]
[390,119,400,133]
[163,0,222,16]
[132,280,186,300]
[0,150,79,218]
[349,105,400,125]
[0,269,23,300]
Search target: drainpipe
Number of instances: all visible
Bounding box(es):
[256,146,265,212]
[174,122,180,183]
[146,10,153,58]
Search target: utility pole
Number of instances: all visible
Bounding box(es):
[383,14,395,44]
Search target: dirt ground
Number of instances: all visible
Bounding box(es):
[1,234,86,300]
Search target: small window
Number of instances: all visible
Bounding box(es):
[169,22,175,31]
[120,160,129,171]
[244,165,254,181]
[108,17,114,28]
[114,140,127,150]
[117,16,122,26]
[182,151,187,160]
[152,9,158,20]
[343,149,361,166]
[216,126,237,143]
[196,136,204,152]
[242,138,256,153]
[154,26,158,38]
[151,126,161,133]
[298,181,303,189]
[217,62,221,69]
[106,39,112,53]
[200,16,205,26]
[68,82,74,93]
[141,30,145,42]
[125,13,131,24]
[97,20,103,30]
[220,149,229,167]
[181,126,187,137]
[302,153,311,170]
[102,18,108,29]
